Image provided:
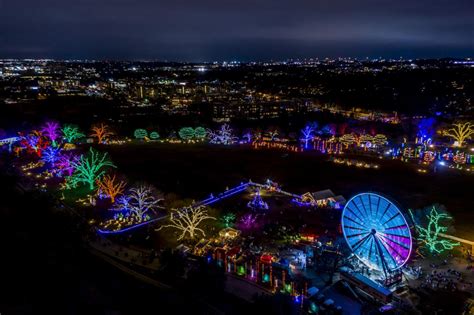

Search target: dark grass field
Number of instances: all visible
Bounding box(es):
[105,142,474,239]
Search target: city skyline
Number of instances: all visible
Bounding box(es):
[1,0,473,60]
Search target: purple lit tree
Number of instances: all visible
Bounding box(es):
[240,214,257,228]
[56,152,78,177]
[42,121,61,146]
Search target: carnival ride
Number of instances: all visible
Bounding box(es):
[341,193,413,277]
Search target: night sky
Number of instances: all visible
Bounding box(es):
[1,0,473,61]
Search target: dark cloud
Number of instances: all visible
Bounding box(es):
[0,0,472,60]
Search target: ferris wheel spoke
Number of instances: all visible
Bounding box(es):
[380,231,411,240]
[344,225,367,231]
[358,195,370,218]
[345,208,367,226]
[374,196,382,221]
[383,224,409,231]
[378,233,411,251]
[378,203,391,223]
[382,212,401,226]
[348,201,366,222]
[377,235,404,261]
[351,233,372,253]
[373,235,396,272]
[343,215,367,229]
[368,194,373,218]
[346,231,370,239]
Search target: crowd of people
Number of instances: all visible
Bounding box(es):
[420,268,472,291]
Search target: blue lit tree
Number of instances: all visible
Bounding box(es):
[42,146,62,165]
[208,124,237,145]
[300,124,316,149]
[417,117,436,141]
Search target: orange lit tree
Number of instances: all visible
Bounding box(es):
[96,174,126,203]
[91,123,113,144]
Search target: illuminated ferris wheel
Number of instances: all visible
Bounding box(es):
[341,193,413,275]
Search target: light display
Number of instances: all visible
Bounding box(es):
[267,129,279,141]
[96,174,126,203]
[134,129,148,139]
[157,205,216,240]
[114,186,163,221]
[415,206,460,253]
[240,213,257,228]
[339,134,356,148]
[62,124,84,143]
[242,132,252,143]
[359,134,373,147]
[56,152,77,177]
[453,152,466,165]
[423,151,435,163]
[372,134,388,147]
[341,193,412,275]
[178,127,195,140]
[149,131,160,140]
[247,189,269,210]
[194,127,207,139]
[91,123,113,144]
[417,117,436,140]
[42,146,62,164]
[66,147,115,190]
[21,133,49,157]
[300,125,315,149]
[222,213,236,227]
[41,121,61,146]
[443,122,474,147]
[208,124,237,145]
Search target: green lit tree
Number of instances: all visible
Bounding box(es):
[62,124,85,143]
[194,127,207,139]
[67,147,115,190]
[134,128,148,139]
[179,127,195,140]
[415,206,460,253]
[149,131,160,140]
[222,213,236,227]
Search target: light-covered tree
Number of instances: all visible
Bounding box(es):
[178,127,195,140]
[67,148,115,190]
[91,123,113,144]
[114,186,163,221]
[207,124,237,145]
[134,128,148,139]
[149,131,160,140]
[415,206,460,253]
[41,121,61,146]
[359,134,373,147]
[443,122,474,147]
[372,134,388,147]
[339,134,356,148]
[42,146,62,164]
[96,174,126,203]
[157,205,216,240]
[194,127,207,139]
[300,125,316,149]
[62,124,84,143]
